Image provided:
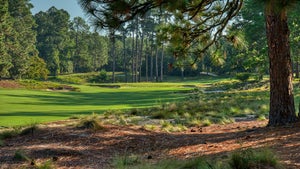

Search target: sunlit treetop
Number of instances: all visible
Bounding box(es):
[79,0,243,62]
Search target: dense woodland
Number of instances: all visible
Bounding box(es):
[1,0,300,83]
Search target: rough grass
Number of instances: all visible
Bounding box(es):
[123,88,269,127]
[229,148,282,169]
[113,148,281,169]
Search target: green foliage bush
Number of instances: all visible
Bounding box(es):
[89,69,108,83]
[54,75,84,84]
[235,72,251,82]
[25,56,49,80]
[98,69,108,82]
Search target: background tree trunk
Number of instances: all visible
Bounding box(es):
[139,32,144,82]
[110,30,116,83]
[266,5,297,126]
[122,30,128,82]
[145,37,149,82]
[131,30,135,82]
[160,44,164,82]
[150,32,154,81]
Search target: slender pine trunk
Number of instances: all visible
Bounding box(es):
[160,44,164,82]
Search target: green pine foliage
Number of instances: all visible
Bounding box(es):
[0,0,46,79]
[0,0,14,78]
[25,56,49,80]
[34,7,71,76]
[8,0,39,79]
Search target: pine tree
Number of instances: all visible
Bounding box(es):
[8,0,39,79]
[70,17,91,73]
[34,7,71,76]
[0,0,13,78]
[265,0,298,125]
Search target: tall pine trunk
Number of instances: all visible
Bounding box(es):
[111,32,116,83]
[122,30,128,82]
[139,32,144,82]
[131,31,135,82]
[266,4,297,126]
[150,32,154,81]
[145,38,149,82]
[155,45,159,82]
[135,18,139,82]
[160,44,164,82]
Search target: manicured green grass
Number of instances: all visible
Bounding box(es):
[2,75,300,127]
[0,82,191,127]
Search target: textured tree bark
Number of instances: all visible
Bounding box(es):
[266,5,298,126]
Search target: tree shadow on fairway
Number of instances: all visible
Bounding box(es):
[0,89,187,126]
[3,90,185,107]
[0,111,91,117]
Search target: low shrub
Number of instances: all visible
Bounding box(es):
[90,69,108,83]
[235,73,251,82]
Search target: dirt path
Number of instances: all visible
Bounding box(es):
[1,119,300,169]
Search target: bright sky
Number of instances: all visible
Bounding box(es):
[30,0,86,19]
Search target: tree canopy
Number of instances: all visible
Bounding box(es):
[79,0,243,62]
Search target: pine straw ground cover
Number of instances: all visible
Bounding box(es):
[1,119,300,169]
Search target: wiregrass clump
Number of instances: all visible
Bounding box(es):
[0,123,39,140]
[77,114,105,131]
[229,148,282,169]
[14,149,55,169]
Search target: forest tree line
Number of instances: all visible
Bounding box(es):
[1,0,300,82]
